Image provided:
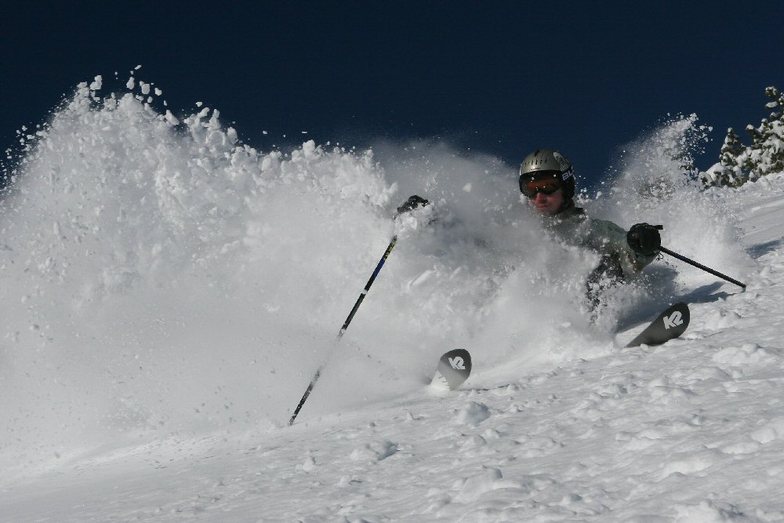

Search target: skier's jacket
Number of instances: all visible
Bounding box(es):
[543,203,656,279]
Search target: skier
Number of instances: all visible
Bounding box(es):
[518,149,662,308]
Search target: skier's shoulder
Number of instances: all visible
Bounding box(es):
[559,206,622,235]
[563,207,627,248]
[585,214,626,237]
[548,204,626,246]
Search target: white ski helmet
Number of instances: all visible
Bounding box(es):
[519,149,575,200]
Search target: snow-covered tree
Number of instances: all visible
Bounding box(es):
[756,86,784,176]
[703,85,784,187]
[709,128,744,187]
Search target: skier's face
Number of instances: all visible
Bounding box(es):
[530,188,564,216]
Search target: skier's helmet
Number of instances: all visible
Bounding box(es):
[519,149,575,200]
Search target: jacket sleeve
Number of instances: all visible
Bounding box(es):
[583,218,656,277]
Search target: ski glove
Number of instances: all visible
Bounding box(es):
[396,195,429,215]
[627,223,662,256]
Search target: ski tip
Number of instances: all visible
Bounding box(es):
[432,348,472,390]
[625,302,690,348]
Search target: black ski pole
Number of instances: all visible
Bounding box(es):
[659,246,746,289]
[288,195,429,425]
[288,237,396,426]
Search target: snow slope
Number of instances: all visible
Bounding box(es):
[1,79,783,521]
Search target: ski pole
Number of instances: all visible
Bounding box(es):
[659,246,746,290]
[288,195,429,425]
[288,237,396,425]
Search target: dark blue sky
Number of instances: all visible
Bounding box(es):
[2,1,783,187]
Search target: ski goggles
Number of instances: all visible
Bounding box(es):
[520,172,564,198]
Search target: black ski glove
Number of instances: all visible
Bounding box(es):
[396,195,429,215]
[627,223,662,256]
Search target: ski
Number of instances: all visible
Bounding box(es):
[430,349,472,391]
[624,302,690,348]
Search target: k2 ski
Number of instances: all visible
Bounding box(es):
[430,348,472,390]
[625,302,690,348]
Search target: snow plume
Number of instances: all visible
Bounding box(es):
[0,80,396,470]
[0,78,595,472]
[585,114,754,317]
[0,79,753,476]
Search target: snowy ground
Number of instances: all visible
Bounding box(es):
[1,81,783,521]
